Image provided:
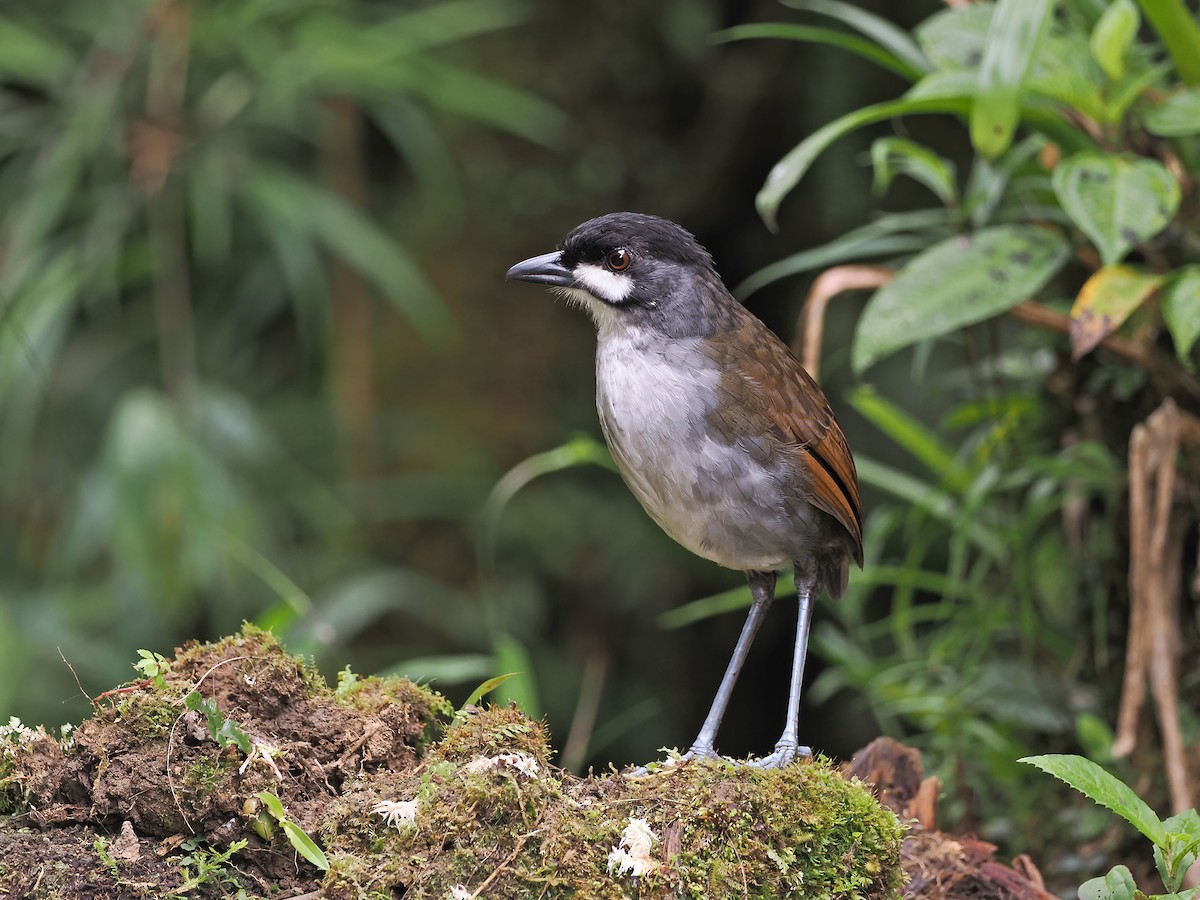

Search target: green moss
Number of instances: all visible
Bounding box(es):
[319,707,904,899]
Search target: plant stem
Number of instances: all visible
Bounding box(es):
[1136,0,1200,84]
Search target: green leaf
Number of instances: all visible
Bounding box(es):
[1136,0,1200,85]
[846,386,967,489]
[1019,754,1168,845]
[781,0,931,76]
[241,165,455,344]
[757,96,971,230]
[1078,865,1139,900]
[870,137,958,205]
[915,3,994,71]
[1090,0,1140,81]
[1162,269,1200,361]
[851,225,1070,372]
[255,790,286,821]
[0,16,74,86]
[281,820,330,871]
[459,671,521,711]
[711,24,924,81]
[1144,87,1200,136]
[1052,152,1181,265]
[735,209,955,298]
[970,0,1055,159]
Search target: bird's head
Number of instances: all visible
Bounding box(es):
[505,212,729,337]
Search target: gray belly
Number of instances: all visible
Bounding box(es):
[595,337,817,571]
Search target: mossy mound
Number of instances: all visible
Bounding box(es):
[0,628,903,898]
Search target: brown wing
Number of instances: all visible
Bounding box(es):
[712,310,864,567]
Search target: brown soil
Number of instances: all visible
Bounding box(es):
[0,628,1049,898]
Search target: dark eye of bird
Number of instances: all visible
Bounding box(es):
[606,248,631,271]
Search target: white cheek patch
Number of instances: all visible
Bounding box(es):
[573,262,635,305]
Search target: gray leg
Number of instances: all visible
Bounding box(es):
[686,570,776,759]
[751,573,816,768]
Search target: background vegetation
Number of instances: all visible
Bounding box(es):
[2,0,1197,892]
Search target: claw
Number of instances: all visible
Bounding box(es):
[748,741,812,769]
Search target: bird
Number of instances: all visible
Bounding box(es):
[505,212,863,768]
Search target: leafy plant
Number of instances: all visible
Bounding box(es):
[253,791,329,871]
[172,836,250,897]
[1022,754,1200,898]
[184,691,253,755]
[703,0,1200,842]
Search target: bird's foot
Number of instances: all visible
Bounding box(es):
[748,740,812,769]
[623,744,724,777]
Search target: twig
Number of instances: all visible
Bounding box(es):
[469,811,546,898]
[57,648,93,706]
[792,265,893,378]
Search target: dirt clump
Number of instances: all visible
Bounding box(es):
[1,628,905,898]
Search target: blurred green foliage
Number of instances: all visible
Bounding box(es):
[712,0,1200,870]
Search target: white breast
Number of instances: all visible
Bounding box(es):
[594,324,799,571]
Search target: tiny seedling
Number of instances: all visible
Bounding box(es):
[94,836,120,879]
[254,790,329,871]
[1021,754,1200,899]
[172,837,249,896]
[134,650,172,689]
[453,672,520,724]
[184,691,252,754]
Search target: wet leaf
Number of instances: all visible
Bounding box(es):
[970,0,1055,159]
[1161,266,1200,361]
[1069,265,1160,359]
[1143,87,1200,136]
[1052,152,1181,265]
[852,225,1070,372]
[1090,0,1139,81]
[870,137,958,204]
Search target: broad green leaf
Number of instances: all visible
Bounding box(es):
[1078,865,1138,900]
[852,225,1070,372]
[1068,265,1161,359]
[255,791,287,821]
[1052,152,1181,265]
[1019,754,1167,845]
[757,97,970,230]
[870,137,958,204]
[1030,32,1107,123]
[1162,266,1200,361]
[1090,0,1140,81]
[781,0,931,76]
[712,24,923,80]
[914,3,994,71]
[970,0,1055,159]
[281,820,330,871]
[1144,87,1200,136]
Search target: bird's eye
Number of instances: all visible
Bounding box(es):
[606,248,632,271]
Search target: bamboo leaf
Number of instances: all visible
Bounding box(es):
[1136,0,1200,85]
